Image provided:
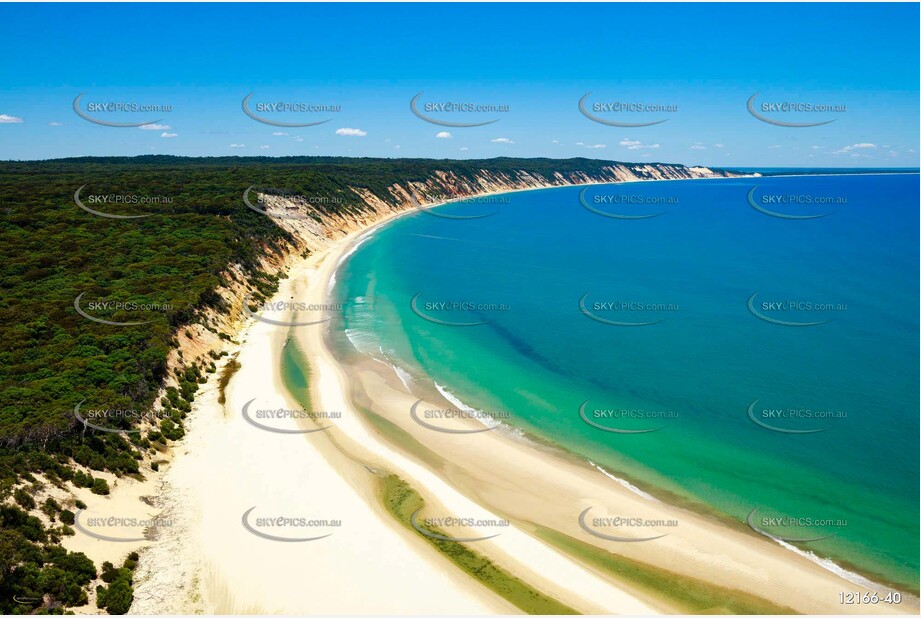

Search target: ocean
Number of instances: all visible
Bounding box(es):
[330,173,920,590]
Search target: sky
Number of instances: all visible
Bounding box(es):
[0,3,918,166]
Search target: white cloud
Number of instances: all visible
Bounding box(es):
[619,138,659,150]
[832,143,877,155]
[336,127,367,136]
[435,131,452,139]
[229,143,245,148]
[161,132,177,138]
[551,140,560,144]
[272,131,288,136]
[139,123,171,130]
[294,136,304,142]
[690,142,707,150]
[491,137,514,144]
[261,145,270,149]
[0,114,24,123]
[460,147,469,151]
[394,145,401,149]
[713,143,724,149]
[768,144,781,149]
[48,121,63,127]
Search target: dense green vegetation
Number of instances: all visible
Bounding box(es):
[0,155,701,613]
[95,553,139,615]
[0,502,96,613]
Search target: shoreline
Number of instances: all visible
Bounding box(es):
[288,223,665,615]
[396,365,914,597]
[130,204,517,614]
[306,180,918,613]
[129,172,917,614]
[325,178,918,599]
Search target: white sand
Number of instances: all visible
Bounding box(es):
[130,237,514,614]
[131,190,918,615]
[288,210,918,616]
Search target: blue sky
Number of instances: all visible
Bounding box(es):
[0,3,918,166]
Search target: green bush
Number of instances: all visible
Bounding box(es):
[73,471,93,489]
[159,419,185,442]
[13,487,35,510]
[90,478,110,496]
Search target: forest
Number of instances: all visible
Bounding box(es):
[0,155,721,613]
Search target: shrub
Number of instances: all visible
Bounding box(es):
[90,478,110,495]
[14,487,36,510]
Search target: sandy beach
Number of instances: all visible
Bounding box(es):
[287,203,918,615]
[129,210,517,614]
[126,186,919,615]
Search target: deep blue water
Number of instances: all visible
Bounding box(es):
[334,173,920,588]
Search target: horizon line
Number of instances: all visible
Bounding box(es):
[1,154,919,171]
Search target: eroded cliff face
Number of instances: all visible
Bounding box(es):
[165,162,752,393]
[260,163,749,254]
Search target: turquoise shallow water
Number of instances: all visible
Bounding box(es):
[332,174,919,589]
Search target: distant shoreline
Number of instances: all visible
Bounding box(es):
[2,153,918,175]
[319,176,919,607]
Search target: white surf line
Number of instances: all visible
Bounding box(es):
[305,260,658,615]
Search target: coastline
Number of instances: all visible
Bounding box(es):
[130,209,516,614]
[301,181,918,614]
[129,174,917,614]
[287,211,664,615]
[324,176,921,599]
